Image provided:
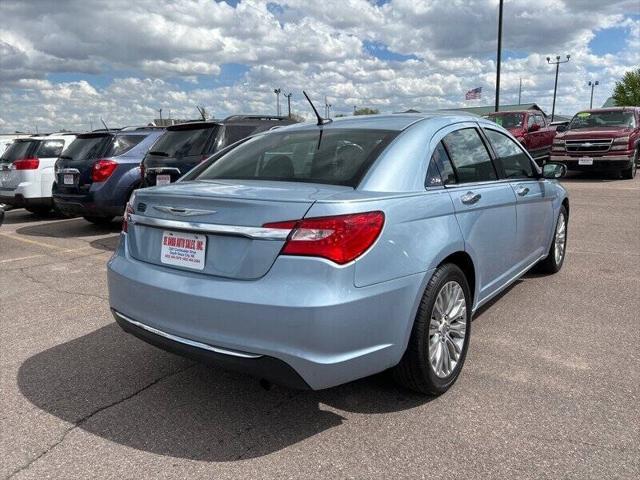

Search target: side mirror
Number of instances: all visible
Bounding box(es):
[555,124,567,133]
[529,123,540,132]
[542,162,567,179]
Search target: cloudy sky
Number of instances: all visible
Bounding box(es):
[0,0,638,132]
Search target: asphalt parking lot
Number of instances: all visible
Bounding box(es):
[1,172,638,480]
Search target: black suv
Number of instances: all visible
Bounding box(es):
[141,115,297,187]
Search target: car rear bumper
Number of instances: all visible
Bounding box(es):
[53,193,124,217]
[107,235,427,390]
[0,191,53,208]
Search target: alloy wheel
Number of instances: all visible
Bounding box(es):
[429,281,467,378]
[554,213,567,265]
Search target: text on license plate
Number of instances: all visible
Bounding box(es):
[156,174,171,185]
[578,157,593,166]
[63,174,74,185]
[160,230,206,270]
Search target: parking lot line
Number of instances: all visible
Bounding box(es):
[0,254,47,264]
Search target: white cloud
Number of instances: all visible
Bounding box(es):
[0,0,637,132]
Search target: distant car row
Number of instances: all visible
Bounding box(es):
[482,106,638,179]
[0,115,295,220]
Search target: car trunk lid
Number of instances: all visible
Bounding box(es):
[126,180,351,279]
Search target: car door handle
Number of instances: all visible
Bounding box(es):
[516,186,530,196]
[461,192,482,205]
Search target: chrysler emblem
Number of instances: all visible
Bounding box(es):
[152,206,216,216]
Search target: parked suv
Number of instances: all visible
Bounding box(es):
[485,111,556,164]
[142,115,297,187]
[550,107,639,179]
[0,134,77,214]
[53,127,165,224]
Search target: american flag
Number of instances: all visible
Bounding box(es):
[465,87,482,100]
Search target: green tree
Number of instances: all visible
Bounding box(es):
[354,107,380,116]
[612,68,640,106]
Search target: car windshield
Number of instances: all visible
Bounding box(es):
[194,128,398,187]
[63,135,111,161]
[0,140,39,162]
[569,111,636,129]
[487,113,525,129]
[151,125,219,158]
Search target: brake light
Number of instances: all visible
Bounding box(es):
[264,211,385,264]
[122,193,135,233]
[91,159,118,182]
[13,157,40,170]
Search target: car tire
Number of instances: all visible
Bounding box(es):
[83,215,114,225]
[26,206,52,215]
[536,205,568,274]
[393,263,471,395]
[621,151,637,180]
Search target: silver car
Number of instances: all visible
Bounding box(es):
[108,113,569,394]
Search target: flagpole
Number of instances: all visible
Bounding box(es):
[495,0,503,112]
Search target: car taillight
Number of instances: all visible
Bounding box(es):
[264,211,385,265]
[122,193,135,233]
[91,159,118,182]
[13,157,40,170]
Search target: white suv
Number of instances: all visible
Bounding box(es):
[0,134,77,214]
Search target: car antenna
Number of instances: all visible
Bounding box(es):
[196,106,206,121]
[303,91,331,126]
[100,117,110,132]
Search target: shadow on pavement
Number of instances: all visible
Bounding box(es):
[89,235,120,251]
[1,208,69,225]
[560,171,622,183]
[16,217,122,238]
[18,323,430,461]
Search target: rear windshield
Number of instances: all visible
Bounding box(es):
[1,140,39,162]
[569,111,636,129]
[224,125,258,146]
[150,126,218,158]
[487,113,525,129]
[194,128,398,187]
[106,134,145,157]
[61,135,111,161]
[36,139,66,158]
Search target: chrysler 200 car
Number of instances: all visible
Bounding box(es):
[108,113,569,394]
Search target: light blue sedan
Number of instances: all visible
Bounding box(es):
[107,112,569,394]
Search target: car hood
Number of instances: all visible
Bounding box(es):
[558,127,633,140]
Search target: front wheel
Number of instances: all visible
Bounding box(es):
[393,264,471,395]
[536,205,568,274]
[83,215,114,225]
[621,152,637,179]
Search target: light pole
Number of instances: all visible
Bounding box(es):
[283,92,292,118]
[588,80,599,109]
[546,54,570,122]
[274,88,282,116]
[495,0,504,112]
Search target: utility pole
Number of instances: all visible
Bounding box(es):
[159,108,163,124]
[495,0,503,113]
[546,54,571,122]
[283,92,292,118]
[274,88,282,116]
[90,119,93,131]
[518,78,522,105]
[353,105,357,115]
[588,80,599,109]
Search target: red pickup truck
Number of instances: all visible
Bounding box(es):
[485,110,556,164]
[550,107,639,179]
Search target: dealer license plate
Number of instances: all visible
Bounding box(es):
[156,174,171,186]
[578,157,594,166]
[160,230,206,270]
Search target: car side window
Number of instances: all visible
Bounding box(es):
[441,128,496,183]
[527,115,536,129]
[536,114,546,127]
[484,129,534,179]
[426,142,455,188]
[36,140,65,158]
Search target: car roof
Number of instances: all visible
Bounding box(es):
[578,107,640,114]
[276,112,483,133]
